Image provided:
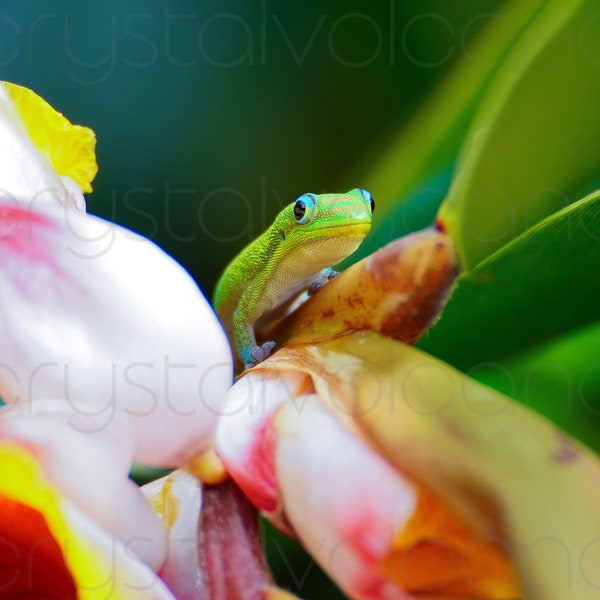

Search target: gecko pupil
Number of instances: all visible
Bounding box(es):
[294,200,306,221]
[370,197,375,213]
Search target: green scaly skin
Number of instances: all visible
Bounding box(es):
[213,188,374,370]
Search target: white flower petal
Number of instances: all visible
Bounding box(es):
[61,497,176,600]
[61,175,87,211]
[142,470,203,600]
[0,202,232,465]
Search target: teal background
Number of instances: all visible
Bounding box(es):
[0,1,506,597]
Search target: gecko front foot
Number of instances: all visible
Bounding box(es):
[246,341,277,368]
[307,269,339,297]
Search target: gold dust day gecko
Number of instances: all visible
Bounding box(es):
[213,188,374,370]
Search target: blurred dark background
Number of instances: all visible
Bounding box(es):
[0,0,504,295]
[0,1,505,597]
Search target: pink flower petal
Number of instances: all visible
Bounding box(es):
[215,371,309,514]
[275,397,417,600]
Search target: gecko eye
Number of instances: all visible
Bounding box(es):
[359,188,375,213]
[294,194,317,225]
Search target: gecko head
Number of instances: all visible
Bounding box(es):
[292,188,374,230]
[274,188,375,267]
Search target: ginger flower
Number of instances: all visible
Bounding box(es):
[0,82,231,598]
[211,211,600,598]
[4,64,600,600]
[213,230,520,599]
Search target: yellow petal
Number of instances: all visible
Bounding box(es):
[0,442,99,598]
[4,82,97,193]
[186,448,230,486]
[0,442,172,599]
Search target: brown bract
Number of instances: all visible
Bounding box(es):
[257,227,457,351]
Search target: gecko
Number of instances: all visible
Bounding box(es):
[213,188,374,369]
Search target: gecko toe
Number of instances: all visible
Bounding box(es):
[262,341,276,358]
[248,341,277,367]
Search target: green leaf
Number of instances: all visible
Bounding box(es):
[419,188,600,372]
[469,320,600,452]
[357,0,547,221]
[438,0,600,268]
[352,165,453,262]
